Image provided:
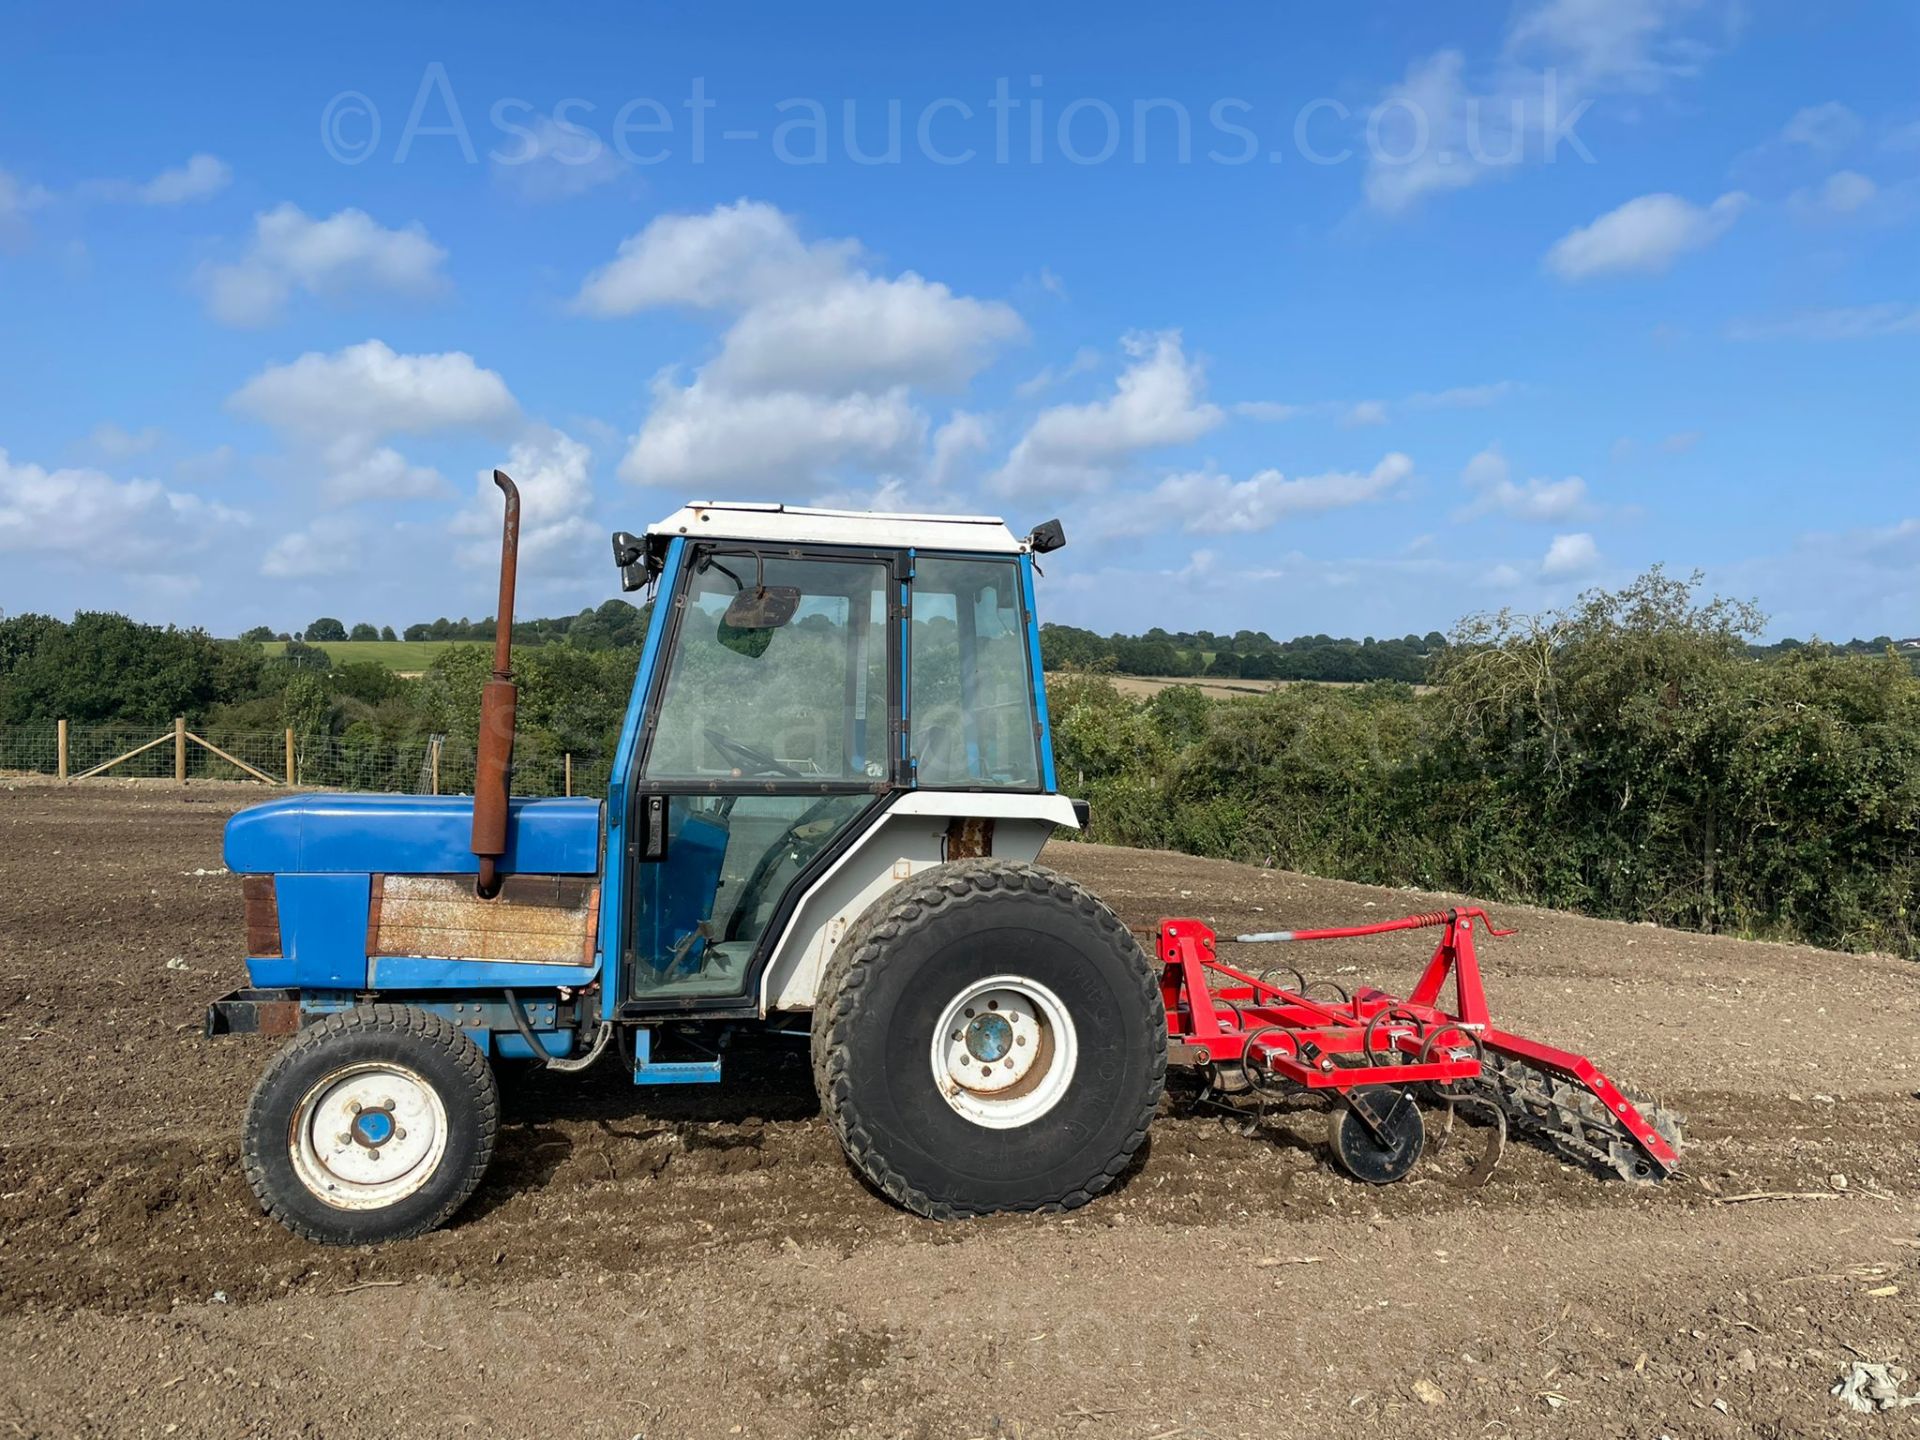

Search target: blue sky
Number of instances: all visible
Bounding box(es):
[2,1,1916,641]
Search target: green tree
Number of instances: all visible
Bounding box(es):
[240,625,276,643]
[280,670,331,739]
[306,617,348,642]
[0,612,232,725]
[348,622,380,641]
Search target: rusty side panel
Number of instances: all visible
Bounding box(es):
[242,875,282,958]
[370,874,598,964]
[945,816,996,860]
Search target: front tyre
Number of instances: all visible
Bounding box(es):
[812,860,1165,1218]
[242,1004,499,1245]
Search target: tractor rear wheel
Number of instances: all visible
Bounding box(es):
[811,859,1165,1218]
[242,1004,499,1245]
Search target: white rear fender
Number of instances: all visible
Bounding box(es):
[758,792,1081,1013]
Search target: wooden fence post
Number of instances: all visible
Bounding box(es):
[565,752,572,797]
[174,716,187,783]
[430,737,441,796]
[285,729,296,786]
[57,719,68,781]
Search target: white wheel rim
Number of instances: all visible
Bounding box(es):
[288,1062,449,1211]
[929,974,1079,1130]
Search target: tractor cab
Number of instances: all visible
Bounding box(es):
[610,503,1061,1009]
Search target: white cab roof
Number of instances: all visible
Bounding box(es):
[647,501,1026,554]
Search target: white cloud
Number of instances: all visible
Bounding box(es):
[454,426,600,573]
[314,443,447,505]
[0,448,244,557]
[619,377,924,490]
[1233,381,1516,428]
[77,153,233,206]
[199,205,449,327]
[1459,444,1591,521]
[590,201,1022,493]
[1015,346,1102,399]
[4,156,227,243]
[928,411,990,489]
[232,340,517,441]
[1789,169,1878,219]
[1541,531,1601,577]
[133,153,231,204]
[992,330,1222,496]
[0,168,51,245]
[1782,102,1862,152]
[231,341,517,505]
[573,199,854,316]
[1727,303,1920,342]
[1506,0,1712,91]
[1409,380,1519,409]
[1110,453,1414,537]
[1364,50,1500,215]
[491,113,626,201]
[708,271,1022,395]
[1544,191,1747,279]
[82,422,165,461]
[1365,0,1727,214]
[261,515,363,579]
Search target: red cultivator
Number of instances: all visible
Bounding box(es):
[1159,908,1683,1187]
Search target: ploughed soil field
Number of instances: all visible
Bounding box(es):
[2,782,1918,1439]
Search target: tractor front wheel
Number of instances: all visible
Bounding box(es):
[242,1004,499,1245]
[812,859,1165,1218]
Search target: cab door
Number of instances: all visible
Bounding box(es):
[620,545,900,1006]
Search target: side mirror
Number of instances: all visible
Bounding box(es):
[1026,518,1066,554]
[611,531,660,593]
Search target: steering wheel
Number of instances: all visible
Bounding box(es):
[704,727,803,778]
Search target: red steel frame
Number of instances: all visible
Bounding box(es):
[1158,908,1679,1176]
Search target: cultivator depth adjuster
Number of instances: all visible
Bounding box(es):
[1158,908,1683,1187]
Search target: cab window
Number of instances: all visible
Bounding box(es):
[909,556,1041,789]
[644,552,890,782]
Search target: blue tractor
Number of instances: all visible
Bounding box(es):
[210,476,1164,1244]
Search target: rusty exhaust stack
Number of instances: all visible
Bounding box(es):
[472,469,519,898]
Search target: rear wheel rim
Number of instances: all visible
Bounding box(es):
[929,974,1079,1130]
[287,1061,449,1211]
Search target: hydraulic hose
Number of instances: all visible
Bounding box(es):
[501,989,613,1073]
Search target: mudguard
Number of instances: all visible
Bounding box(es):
[225,794,602,876]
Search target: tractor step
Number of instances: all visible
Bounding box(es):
[630,1026,723,1085]
[1157,909,1682,1187]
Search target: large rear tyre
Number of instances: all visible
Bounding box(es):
[811,859,1165,1218]
[242,1004,499,1246]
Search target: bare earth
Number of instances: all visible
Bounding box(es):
[2,782,1917,1439]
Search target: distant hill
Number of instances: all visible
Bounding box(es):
[256,639,470,672]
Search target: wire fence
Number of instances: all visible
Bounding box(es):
[0,722,610,799]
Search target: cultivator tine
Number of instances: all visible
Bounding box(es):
[1426,1089,1508,1189]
